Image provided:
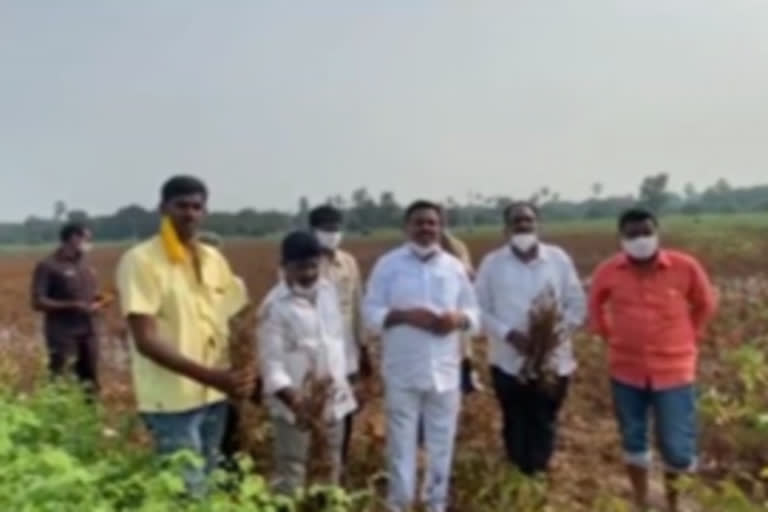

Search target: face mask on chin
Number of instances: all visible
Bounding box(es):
[408,241,439,259]
[315,230,343,250]
[510,233,538,252]
[622,235,659,260]
[292,281,318,299]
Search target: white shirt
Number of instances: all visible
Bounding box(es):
[363,245,481,392]
[273,252,364,375]
[257,279,357,423]
[474,243,586,377]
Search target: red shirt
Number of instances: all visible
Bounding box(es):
[588,250,717,389]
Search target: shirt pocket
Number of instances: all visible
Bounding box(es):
[57,268,83,299]
[334,275,354,308]
[283,305,321,353]
[429,270,460,309]
[657,286,689,321]
[389,268,425,307]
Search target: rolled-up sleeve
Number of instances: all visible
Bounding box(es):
[559,253,587,333]
[257,303,293,394]
[115,252,161,316]
[363,258,391,335]
[474,256,511,341]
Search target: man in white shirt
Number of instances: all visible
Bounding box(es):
[308,205,371,466]
[258,231,357,495]
[364,200,480,512]
[474,202,586,476]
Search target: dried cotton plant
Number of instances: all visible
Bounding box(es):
[519,286,565,394]
[297,351,336,486]
[228,301,262,453]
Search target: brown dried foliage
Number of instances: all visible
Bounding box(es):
[228,301,262,453]
[298,369,335,486]
[519,286,564,394]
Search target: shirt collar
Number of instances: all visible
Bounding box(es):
[324,249,342,266]
[401,243,444,263]
[159,217,209,265]
[273,279,330,300]
[617,249,671,269]
[507,243,550,263]
[54,247,81,263]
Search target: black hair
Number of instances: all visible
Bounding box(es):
[618,207,658,230]
[404,199,443,222]
[309,205,343,228]
[281,230,322,264]
[502,201,539,223]
[59,222,87,243]
[160,175,208,204]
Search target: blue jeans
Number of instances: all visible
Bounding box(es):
[611,380,697,472]
[141,401,229,496]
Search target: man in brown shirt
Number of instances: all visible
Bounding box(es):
[31,223,104,392]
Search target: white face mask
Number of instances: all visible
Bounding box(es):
[510,233,538,252]
[408,241,440,259]
[79,242,93,254]
[622,235,659,260]
[315,230,343,250]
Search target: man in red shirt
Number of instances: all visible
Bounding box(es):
[588,208,716,512]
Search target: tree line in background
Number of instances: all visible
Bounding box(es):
[2,174,767,245]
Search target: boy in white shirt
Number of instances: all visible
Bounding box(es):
[258,231,357,495]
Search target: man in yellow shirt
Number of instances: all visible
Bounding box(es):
[308,205,371,466]
[116,176,255,495]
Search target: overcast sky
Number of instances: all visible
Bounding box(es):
[2,1,768,221]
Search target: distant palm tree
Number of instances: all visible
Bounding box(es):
[53,200,67,224]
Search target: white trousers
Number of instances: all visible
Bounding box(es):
[385,386,461,512]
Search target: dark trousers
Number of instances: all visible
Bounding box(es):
[490,366,569,476]
[221,403,239,462]
[47,332,99,393]
[221,378,262,466]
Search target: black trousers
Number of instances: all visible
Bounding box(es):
[47,332,99,393]
[221,403,240,462]
[490,366,569,476]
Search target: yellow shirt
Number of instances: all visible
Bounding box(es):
[116,236,246,413]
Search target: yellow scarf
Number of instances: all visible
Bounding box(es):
[160,216,188,264]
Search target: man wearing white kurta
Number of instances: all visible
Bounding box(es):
[258,231,357,495]
[364,200,480,512]
[474,203,586,476]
